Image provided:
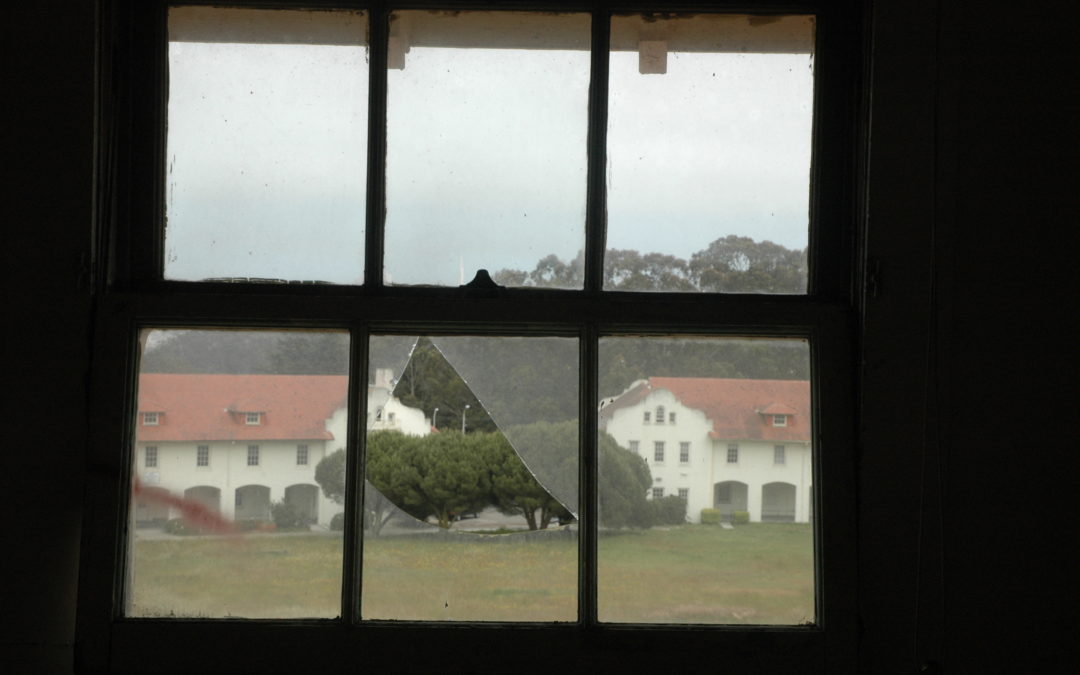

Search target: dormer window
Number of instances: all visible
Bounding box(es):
[655,406,665,424]
[773,414,788,427]
[142,412,159,426]
[245,412,261,425]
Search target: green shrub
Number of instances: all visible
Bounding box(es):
[700,508,721,525]
[163,518,193,535]
[270,500,308,530]
[733,510,750,525]
[649,495,687,525]
[330,512,345,531]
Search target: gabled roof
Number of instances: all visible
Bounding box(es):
[601,377,810,442]
[136,374,348,442]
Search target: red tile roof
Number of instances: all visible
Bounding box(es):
[602,377,810,442]
[136,374,348,442]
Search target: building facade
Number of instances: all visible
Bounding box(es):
[133,370,428,528]
[601,377,812,524]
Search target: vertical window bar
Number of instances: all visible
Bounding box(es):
[341,325,369,623]
[583,8,611,294]
[580,322,599,625]
[364,4,389,289]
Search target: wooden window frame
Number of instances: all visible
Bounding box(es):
[77,1,864,672]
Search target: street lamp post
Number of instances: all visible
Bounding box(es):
[461,404,470,433]
[433,407,439,429]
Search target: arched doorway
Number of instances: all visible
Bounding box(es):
[713,480,748,521]
[285,483,319,525]
[235,484,271,521]
[761,482,796,522]
[184,485,221,514]
[134,486,171,526]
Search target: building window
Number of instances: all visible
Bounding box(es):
[679,442,690,463]
[628,440,639,454]
[196,445,209,467]
[652,487,664,499]
[727,444,739,464]
[387,412,395,423]
[774,445,786,465]
[86,2,862,669]
[654,441,665,463]
[655,405,665,424]
[773,414,787,427]
[144,446,157,468]
[297,444,309,466]
[142,412,159,426]
[678,488,689,501]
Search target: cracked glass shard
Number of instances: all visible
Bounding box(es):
[362,335,578,621]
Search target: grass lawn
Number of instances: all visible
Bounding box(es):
[130,524,812,624]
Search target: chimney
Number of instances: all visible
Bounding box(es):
[374,368,395,390]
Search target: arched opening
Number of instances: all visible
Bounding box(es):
[183,485,221,514]
[284,483,319,525]
[761,482,796,522]
[235,484,271,521]
[134,486,171,526]
[713,480,748,521]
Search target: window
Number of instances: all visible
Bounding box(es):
[774,414,788,427]
[82,1,861,671]
[297,444,309,466]
[716,483,732,504]
[652,487,664,499]
[196,445,209,467]
[727,444,739,464]
[142,412,159,425]
[144,446,157,468]
[679,442,690,463]
[678,488,689,501]
[628,440,639,455]
[774,445,786,465]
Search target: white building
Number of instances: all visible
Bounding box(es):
[133,369,428,528]
[600,377,812,524]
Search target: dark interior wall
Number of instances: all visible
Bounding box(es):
[2,1,1075,672]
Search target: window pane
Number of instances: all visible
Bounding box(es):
[165,8,368,284]
[362,335,578,621]
[384,11,590,288]
[598,337,813,624]
[127,329,349,618]
[605,14,814,293]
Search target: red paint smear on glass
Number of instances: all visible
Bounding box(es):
[133,477,240,534]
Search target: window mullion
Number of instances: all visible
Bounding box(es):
[341,324,370,623]
[580,322,599,625]
[364,3,389,290]
[584,7,611,294]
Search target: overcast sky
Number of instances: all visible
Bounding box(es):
[164,21,813,286]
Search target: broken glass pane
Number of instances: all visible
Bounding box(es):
[361,335,578,621]
[127,328,349,618]
[605,14,815,293]
[597,336,814,624]
[165,7,368,284]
